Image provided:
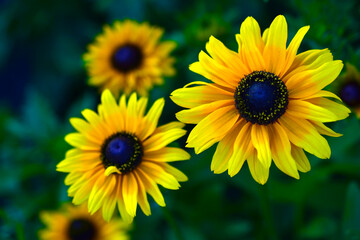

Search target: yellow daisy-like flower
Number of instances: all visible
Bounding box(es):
[171,15,350,184]
[83,20,176,97]
[57,90,189,222]
[331,62,360,118]
[38,203,130,240]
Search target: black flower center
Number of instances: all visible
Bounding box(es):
[340,81,360,107]
[111,44,143,72]
[234,71,288,125]
[68,218,97,240]
[101,132,143,173]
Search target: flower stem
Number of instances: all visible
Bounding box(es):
[259,184,279,240]
[161,207,184,240]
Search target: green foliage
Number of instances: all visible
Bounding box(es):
[0,0,359,239]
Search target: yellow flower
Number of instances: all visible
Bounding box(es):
[331,62,360,118]
[171,15,350,184]
[57,90,189,222]
[38,203,130,240]
[83,20,176,97]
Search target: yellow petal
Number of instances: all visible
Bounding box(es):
[136,168,165,207]
[176,99,234,124]
[139,98,165,140]
[65,133,100,151]
[291,144,311,173]
[247,152,269,185]
[187,106,239,154]
[206,35,249,75]
[270,123,299,179]
[144,147,190,162]
[102,193,117,222]
[160,163,188,182]
[125,92,139,133]
[140,161,180,189]
[310,120,342,137]
[122,172,138,217]
[251,124,272,168]
[238,16,265,71]
[69,117,105,145]
[286,61,343,99]
[115,178,134,223]
[281,25,310,77]
[228,121,253,177]
[194,51,239,88]
[105,166,121,176]
[278,113,331,159]
[88,174,116,215]
[306,97,350,121]
[144,128,186,152]
[211,120,243,174]
[101,89,125,132]
[285,49,332,75]
[170,82,233,108]
[286,99,339,122]
[133,171,151,216]
[263,15,287,76]
[57,153,101,172]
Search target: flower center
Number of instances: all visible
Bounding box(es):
[101,132,143,173]
[234,71,288,125]
[68,218,97,240]
[111,44,143,72]
[340,81,360,107]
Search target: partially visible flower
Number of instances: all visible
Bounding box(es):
[83,20,176,97]
[38,203,130,240]
[57,90,189,223]
[330,62,360,118]
[171,15,350,184]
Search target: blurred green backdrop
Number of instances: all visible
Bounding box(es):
[1,0,360,239]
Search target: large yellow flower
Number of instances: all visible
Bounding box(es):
[57,90,189,222]
[38,203,130,240]
[83,20,176,97]
[171,15,350,184]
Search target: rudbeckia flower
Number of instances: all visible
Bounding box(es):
[57,90,189,222]
[330,62,360,118]
[171,15,350,184]
[83,20,176,97]
[39,203,130,240]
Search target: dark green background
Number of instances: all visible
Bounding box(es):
[1,0,360,239]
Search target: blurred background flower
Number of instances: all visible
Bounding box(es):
[39,203,130,240]
[0,0,360,239]
[83,20,176,97]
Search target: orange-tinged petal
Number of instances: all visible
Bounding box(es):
[263,15,287,75]
[238,16,266,71]
[278,113,331,159]
[122,172,138,217]
[247,152,269,185]
[136,168,165,207]
[138,98,164,140]
[144,147,190,162]
[140,161,180,189]
[171,82,233,109]
[269,123,299,179]
[211,120,244,174]
[176,99,234,124]
[280,25,309,77]
[187,105,239,154]
[228,121,253,177]
[251,124,272,168]
[206,35,249,76]
[291,144,311,173]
